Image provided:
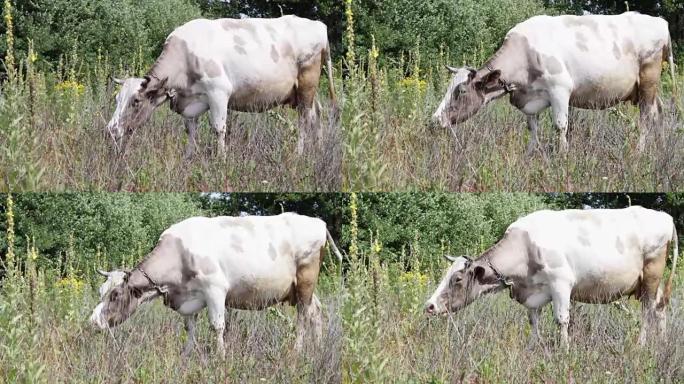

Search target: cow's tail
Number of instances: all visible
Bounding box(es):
[326,228,343,262]
[658,222,679,309]
[665,34,677,97]
[323,40,339,122]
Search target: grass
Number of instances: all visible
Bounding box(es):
[1,194,683,383]
[0,58,342,192]
[340,57,684,191]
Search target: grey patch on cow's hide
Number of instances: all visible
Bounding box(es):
[271,44,280,63]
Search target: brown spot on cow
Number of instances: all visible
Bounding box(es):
[622,39,636,55]
[612,42,622,60]
[270,44,280,63]
[234,35,246,46]
[197,257,217,274]
[564,17,599,33]
[203,59,222,78]
[279,242,293,259]
[266,25,278,41]
[222,20,260,43]
[268,243,277,260]
[280,42,294,60]
[577,40,589,52]
[235,45,247,55]
[577,233,591,247]
[575,31,590,52]
[544,55,563,75]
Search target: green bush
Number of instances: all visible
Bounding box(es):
[348,193,549,264]
[2,0,202,73]
[353,0,545,65]
[0,193,204,270]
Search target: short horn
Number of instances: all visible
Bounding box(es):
[444,65,459,74]
[96,269,110,277]
[443,254,457,262]
[112,77,124,85]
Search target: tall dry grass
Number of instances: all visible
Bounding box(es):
[0,40,342,192]
[340,24,684,191]
[1,193,683,383]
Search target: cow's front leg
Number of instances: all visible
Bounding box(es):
[549,90,570,153]
[207,91,230,158]
[526,307,542,349]
[525,114,540,155]
[181,313,198,357]
[551,285,572,352]
[183,117,199,160]
[206,291,227,357]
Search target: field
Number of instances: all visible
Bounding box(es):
[0,64,342,192]
[341,57,684,191]
[2,238,683,383]
[2,193,683,383]
[2,47,681,193]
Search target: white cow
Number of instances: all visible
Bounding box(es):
[425,206,679,350]
[433,12,676,153]
[106,16,337,157]
[90,213,343,356]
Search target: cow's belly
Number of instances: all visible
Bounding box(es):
[225,275,295,310]
[510,90,550,115]
[167,289,206,315]
[568,67,639,109]
[571,268,641,303]
[228,75,298,112]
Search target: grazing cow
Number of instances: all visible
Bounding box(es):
[106,16,337,157]
[433,12,676,153]
[90,213,343,356]
[425,206,679,350]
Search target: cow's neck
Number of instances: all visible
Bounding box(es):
[478,229,529,283]
[147,37,193,91]
[130,235,185,291]
[478,34,529,89]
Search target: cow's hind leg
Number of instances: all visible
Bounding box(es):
[638,244,668,345]
[637,59,663,151]
[295,53,323,155]
[294,251,323,351]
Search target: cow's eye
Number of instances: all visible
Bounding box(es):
[110,291,118,301]
[132,98,141,107]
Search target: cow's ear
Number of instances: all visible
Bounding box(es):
[476,70,501,89]
[466,68,477,81]
[473,266,486,281]
[131,287,143,299]
[141,76,150,90]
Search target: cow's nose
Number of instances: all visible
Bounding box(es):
[425,303,436,315]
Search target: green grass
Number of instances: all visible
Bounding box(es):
[341,58,684,192]
[0,61,342,192]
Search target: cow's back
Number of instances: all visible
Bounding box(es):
[162,214,326,275]
[165,16,328,110]
[510,207,673,302]
[506,12,669,107]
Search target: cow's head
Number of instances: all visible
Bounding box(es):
[432,66,505,129]
[106,76,169,149]
[90,269,144,329]
[424,255,503,315]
